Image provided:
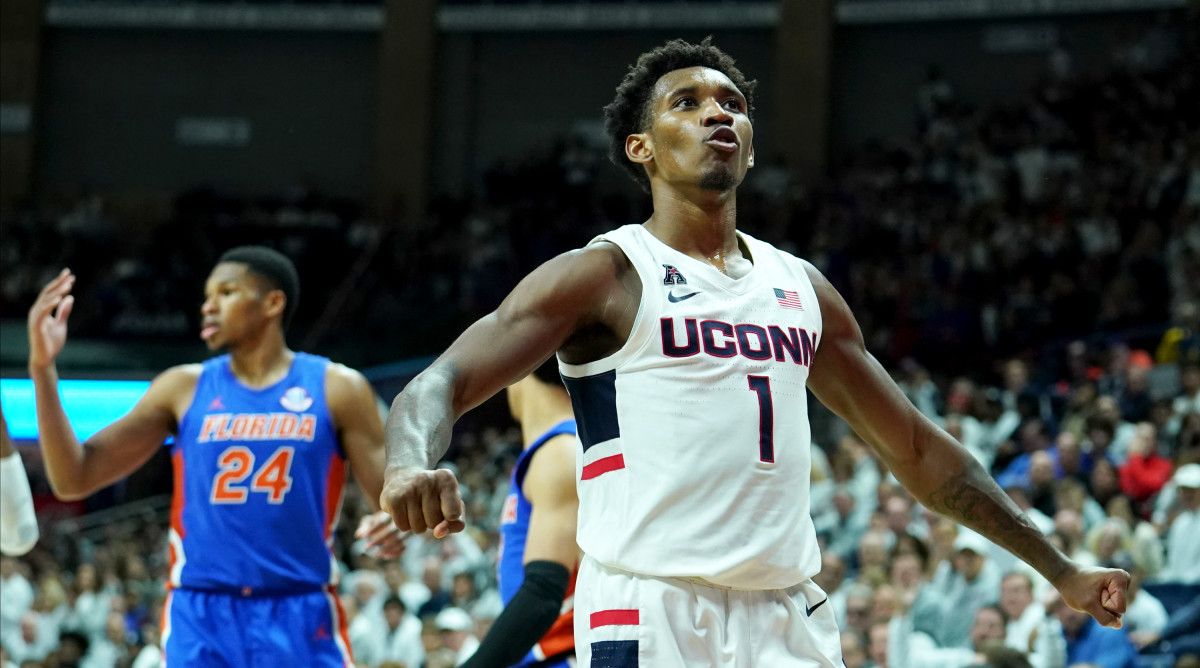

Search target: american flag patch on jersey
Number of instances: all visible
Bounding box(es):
[774,288,803,310]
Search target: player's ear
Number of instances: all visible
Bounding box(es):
[626,133,653,165]
[263,289,287,321]
[747,144,755,169]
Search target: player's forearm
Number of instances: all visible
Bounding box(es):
[897,426,1075,585]
[384,362,458,470]
[28,364,90,499]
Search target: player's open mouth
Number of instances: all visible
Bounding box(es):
[201,325,219,340]
[705,128,739,152]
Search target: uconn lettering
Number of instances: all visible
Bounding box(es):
[197,413,318,443]
[660,317,817,366]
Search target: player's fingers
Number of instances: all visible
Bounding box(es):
[35,269,72,298]
[367,519,399,544]
[432,519,466,539]
[1105,571,1130,615]
[407,501,429,535]
[355,512,379,538]
[30,275,72,324]
[371,526,409,554]
[421,488,446,537]
[1089,602,1122,629]
[56,295,75,324]
[33,273,73,310]
[383,497,412,533]
[373,540,406,559]
[378,491,395,518]
[435,470,464,523]
[30,293,64,325]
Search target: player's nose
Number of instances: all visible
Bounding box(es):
[701,99,733,126]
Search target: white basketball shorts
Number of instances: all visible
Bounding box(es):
[574,555,844,667]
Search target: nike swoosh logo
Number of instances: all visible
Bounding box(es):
[806,597,828,617]
[668,291,701,303]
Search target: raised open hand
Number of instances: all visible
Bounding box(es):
[28,269,76,370]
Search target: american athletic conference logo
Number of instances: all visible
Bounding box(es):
[280,386,313,412]
[662,265,687,285]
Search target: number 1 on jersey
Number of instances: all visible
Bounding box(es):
[747,375,775,463]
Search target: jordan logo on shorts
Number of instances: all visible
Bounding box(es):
[662,265,687,285]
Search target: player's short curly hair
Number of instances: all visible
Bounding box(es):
[218,245,300,328]
[603,37,757,193]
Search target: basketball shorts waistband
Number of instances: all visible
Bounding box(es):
[171,583,332,598]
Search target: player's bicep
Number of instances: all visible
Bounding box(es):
[444,248,621,416]
[804,265,927,468]
[329,365,387,505]
[521,436,579,569]
[78,366,194,490]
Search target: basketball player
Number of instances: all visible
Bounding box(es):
[380,39,1129,667]
[0,406,39,556]
[462,359,578,668]
[27,248,404,667]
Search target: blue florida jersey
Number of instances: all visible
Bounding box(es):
[497,419,578,665]
[169,353,346,593]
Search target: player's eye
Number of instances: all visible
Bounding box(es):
[674,96,696,109]
[724,99,744,111]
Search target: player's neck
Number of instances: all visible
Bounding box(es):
[645,182,741,268]
[227,336,294,389]
[517,388,574,450]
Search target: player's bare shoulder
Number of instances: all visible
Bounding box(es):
[323,362,373,403]
[515,241,638,310]
[149,364,205,424]
[554,241,642,363]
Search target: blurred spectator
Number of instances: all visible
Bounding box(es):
[814,552,849,626]
[355,595,424,668]
[435,607,479,666]
[1157,463,1200,583]
[887,603,1008,668]
[0,559,34,652]
[929,529,1001,648]
[1103,553,1168,649]
[888,550,943,642]
[1118,423,1173,511]
[867,621,890,668]
[1000,572,1045,653]
[1156,302,1200,365]
[1048,592,1137,668]
[842,630,868,668]
[416,558,453,619]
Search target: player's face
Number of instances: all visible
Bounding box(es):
[636,66,754,192]
[199,262,276,350]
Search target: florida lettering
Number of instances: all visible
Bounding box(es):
[198,413,317,443]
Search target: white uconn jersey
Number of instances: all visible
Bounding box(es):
[560,224,823,590]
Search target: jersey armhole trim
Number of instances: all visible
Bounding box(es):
[559,230,657,379]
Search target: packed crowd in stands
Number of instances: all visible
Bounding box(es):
[2,12,1200,668]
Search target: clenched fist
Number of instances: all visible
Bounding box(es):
[380,466,466,539]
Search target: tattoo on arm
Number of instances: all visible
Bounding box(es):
[925,463,1071,582]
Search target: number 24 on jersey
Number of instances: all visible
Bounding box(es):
[211,445,295,504]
